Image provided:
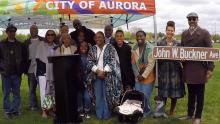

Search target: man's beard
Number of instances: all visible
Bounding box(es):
[190,26,195,30]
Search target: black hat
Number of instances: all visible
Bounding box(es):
[186,12,198,18]
[6,25,17,32]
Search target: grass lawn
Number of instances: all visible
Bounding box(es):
[0,44,220,124]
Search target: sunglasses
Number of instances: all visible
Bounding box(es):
[188,17,197,21]
[47,33,55,36]
[8,30,16,33]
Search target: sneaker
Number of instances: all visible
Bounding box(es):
[179,115,193,120]
[193,118,201,124]
[12,111,21,116]
[84,113,90,119]
[4,113,12,119]
[79,112,84,117]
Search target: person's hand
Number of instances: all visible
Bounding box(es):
[139,64,146,75]
[137,75,145,82]
[125,85,132,91]
[179,57,187,62]
[96,69,104,76]
[96,70,106,79]
[96,69,102,75]
[206,70,213,80]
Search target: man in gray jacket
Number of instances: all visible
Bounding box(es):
[24,25,44,111]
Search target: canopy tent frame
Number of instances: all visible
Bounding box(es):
[0,0,158,86]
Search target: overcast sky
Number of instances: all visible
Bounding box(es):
[120,0,220,35]
[1,0,219,36]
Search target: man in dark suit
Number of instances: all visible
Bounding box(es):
[70,19,95,46]
[180,12,215,124]
[104,24,115,45]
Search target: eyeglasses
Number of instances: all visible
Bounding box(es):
[47,34,55,36]
[188,17,197,21]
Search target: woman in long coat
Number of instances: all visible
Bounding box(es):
[87,31,121,119]
[157,21,185,115]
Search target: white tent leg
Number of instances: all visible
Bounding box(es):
[153,15,159,94]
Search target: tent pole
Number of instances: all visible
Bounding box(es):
[126,14,129,30]
[153,15,157,41]
[153,14,159,93]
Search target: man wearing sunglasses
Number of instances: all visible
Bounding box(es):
[180,12,215,124]
[0,25,26,119]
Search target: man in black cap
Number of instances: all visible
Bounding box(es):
[180,12,215,124]
[0,25,26,119]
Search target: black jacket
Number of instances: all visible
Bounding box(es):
[70,26,95,46]
[0,39,26,76]
[113,42,135,89]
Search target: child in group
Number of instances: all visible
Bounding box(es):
[76,41,92,119]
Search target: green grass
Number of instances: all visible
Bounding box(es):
[0,44,220,124]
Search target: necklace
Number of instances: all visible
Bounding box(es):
[166,38,173,46]
[167,41,173,46]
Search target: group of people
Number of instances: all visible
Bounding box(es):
[0,12,214,124]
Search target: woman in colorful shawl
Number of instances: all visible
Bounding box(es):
[157,21,185,116]
[87,31,121,119]
[131,31,155,117]
[36,30,57,118]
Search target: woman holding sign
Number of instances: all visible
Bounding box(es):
[157,21,185,116]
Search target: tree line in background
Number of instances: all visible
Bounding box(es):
[0,28,220,43]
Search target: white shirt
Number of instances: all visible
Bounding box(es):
[189,26,198,35]
[91,44,112,72]
[28,38,40,73]
[105,37,112,44]
[61,45,72,55]
[8,40,15,42]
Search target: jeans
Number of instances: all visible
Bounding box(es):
[1,75,21,113]
[135,82,154,116]
[28,73,38,108]
[187,84,205,119]
[78,89,91,113]
[94,79,111,119]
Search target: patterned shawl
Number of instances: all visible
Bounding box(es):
[87,43,122,109]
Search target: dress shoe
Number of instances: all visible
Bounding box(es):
[4,113,12,119]
[179,115,193,120]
